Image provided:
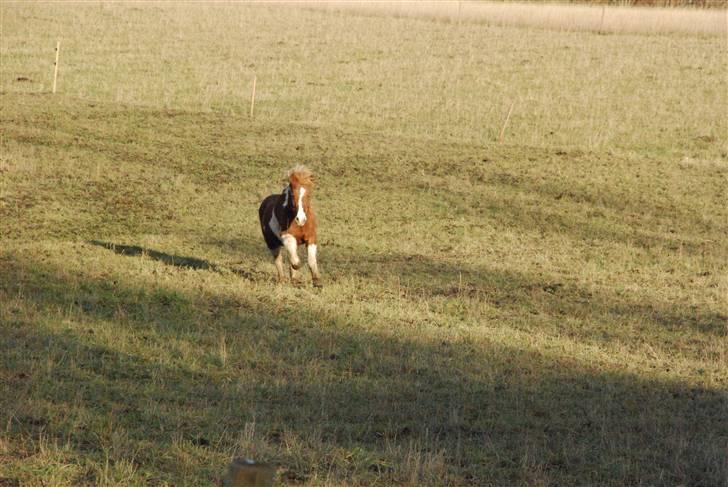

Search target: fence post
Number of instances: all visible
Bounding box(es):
[53,41,60,94]
[499,101,515,144]
[250,76,257,119]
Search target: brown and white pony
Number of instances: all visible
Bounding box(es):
[258,165,321,286]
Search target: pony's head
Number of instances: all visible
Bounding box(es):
[285,165,314,226]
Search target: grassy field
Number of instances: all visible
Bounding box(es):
[1,3,727,486]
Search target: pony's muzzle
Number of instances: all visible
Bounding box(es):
[295,216,307,226]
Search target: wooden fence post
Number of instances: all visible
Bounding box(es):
[250,76,257,119]
[53,41,60,94]
[499,101,515,144]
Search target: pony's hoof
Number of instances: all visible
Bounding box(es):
[312,279,323,288]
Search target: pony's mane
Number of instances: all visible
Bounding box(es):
[288,164,314,187]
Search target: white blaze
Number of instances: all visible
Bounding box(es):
[295,187,307,226]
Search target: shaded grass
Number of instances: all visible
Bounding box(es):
[2,248,726,485]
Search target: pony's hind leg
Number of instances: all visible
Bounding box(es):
[271,246,285,282]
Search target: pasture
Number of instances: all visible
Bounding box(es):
[1,2,727,485]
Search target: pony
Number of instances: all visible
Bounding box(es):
[258,165,321,286]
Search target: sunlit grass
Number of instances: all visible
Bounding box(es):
[1,2,727,485]
[1,3,725,154]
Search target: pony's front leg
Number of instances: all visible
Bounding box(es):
[307,243,322,287]
[281,234,302,281]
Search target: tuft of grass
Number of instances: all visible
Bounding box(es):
[1,3,727,486]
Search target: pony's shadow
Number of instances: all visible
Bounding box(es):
[89,239,282,283]
[89,240,216,271]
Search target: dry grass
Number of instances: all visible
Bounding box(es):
[1,2,727,486]
[301,1,728,35]
[1,3,724,154]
